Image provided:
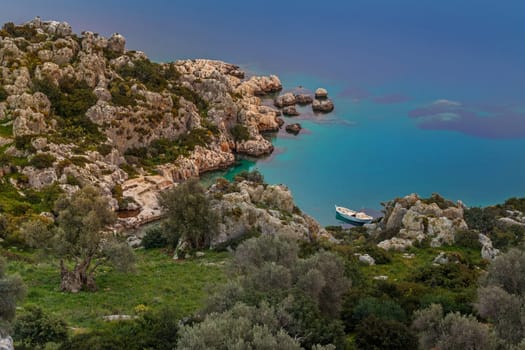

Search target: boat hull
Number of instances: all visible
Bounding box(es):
[335,212,371,226]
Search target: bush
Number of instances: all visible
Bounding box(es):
[0,85,8,102]
[454,230,482,249]
[159,178,218,249]
[355,315,418,350]
[29,153,56,169]
[13,306,68,349]
[230,124,250,142]
[234,170,264,184]
[142,225,168,249]
[411,263,478,289]
[361,244,392,264]
[464,207,501,234]
[14,135,36,152]
[352,297,407,324]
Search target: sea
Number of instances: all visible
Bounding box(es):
[3,0,525,225]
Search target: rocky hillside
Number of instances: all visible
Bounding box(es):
[0,18,331,224]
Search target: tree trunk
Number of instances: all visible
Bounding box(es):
[60,257,97,293]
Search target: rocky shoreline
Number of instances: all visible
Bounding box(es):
[0,18,338,228]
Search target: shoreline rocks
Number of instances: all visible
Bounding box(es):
[285,123,302,135]
[312,98,334,113]
[282,106,300,116]
[315,88,328,99]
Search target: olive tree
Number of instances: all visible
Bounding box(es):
[23,186,135,292]
[159,178,218,250]
[412,304,497,350]
[475,248,525,346]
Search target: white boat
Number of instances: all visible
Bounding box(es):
[335,205,373,225]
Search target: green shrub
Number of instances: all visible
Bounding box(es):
[234,170,264,184]
[142,225,168,249]
[355,315,418,350]
[455,230,482,249]
[503,197,525,213]
[109,79,138,107]
[96,144,114,156]
[14,135,36,152]
[0,85,8,102]
[464,207,501,234]
[411,263,478,289]
[352,297,407,324]
[118,59,171,92]
[230,124,250,142]
[361,244,392,264]
[13,306,68,349]
[29,153,56,169]
[1,22,38,41]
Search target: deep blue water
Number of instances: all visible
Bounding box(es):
[2,1,525,224]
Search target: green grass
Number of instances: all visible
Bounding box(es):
[4,248,229,329]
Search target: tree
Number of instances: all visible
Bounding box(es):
[159,178,218,250]
[0,258,25,335]
[177,302,302,350]
[355,315,418,350]
[206,235,350,349]
[13,306,68,349]
[475,248,525,346]
[44,186,135,292]
[412,304,497,350]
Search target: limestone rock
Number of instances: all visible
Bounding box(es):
[285,123,302,135]
[294,94,313,105]
[312,98,334,113]
[282,106,300,116]
[378,237,413,251]
[107,33,126,54]
[0,335,14,350]
[22,166,58,189]
[357,253,376,265]
[274,93,296,108]
[479,234,500,260]
[315,88,328,98]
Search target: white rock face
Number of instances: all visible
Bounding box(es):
[0,335,14,350]
[378,237,413,251]
[357,253,376,265]
[479,234,500,260]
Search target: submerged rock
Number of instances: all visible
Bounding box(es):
[285,123,302,135]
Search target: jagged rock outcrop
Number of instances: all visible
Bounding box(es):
[282,106,299,116]
[378,193,467,249]
[312,98,334,113]
[315,88,328,99]
[210,180,329,245]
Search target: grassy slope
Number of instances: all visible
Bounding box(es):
[4,249,228,329]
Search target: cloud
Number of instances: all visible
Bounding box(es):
[408,101,525,139]
[372,93,410,104]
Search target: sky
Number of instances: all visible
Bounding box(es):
[1,0,524,105]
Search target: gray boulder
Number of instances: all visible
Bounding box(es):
[107,33,126,54]
[358,253,376,265]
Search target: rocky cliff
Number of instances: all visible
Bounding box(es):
[0,18,293,222]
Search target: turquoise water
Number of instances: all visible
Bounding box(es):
[215,73,525,225]
[4,0,524,225]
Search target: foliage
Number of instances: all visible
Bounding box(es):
[142,225,168,249]
[355,315,418,350]
[40,186,135,292]
[230,124,251,142]
[0,85,7,102]
[234,170,264,184]
[170,84,209,118]
[109,79,139,107]
[454,230,482,250]
[352,297,407,324]
[159,178,218,250]
[13,306,68,349]
[412,304,497,350]
[32,77,104,147]
[177,302,302,350]
[207,235,350,348]
[411,261,478,289]
[464,206,500,234]
[14,135,36,152]
[0,257,26,334]
[29,153,56,169]
[421,193,456,210]
[476,249,525,346]
[117,59,172,92]
[62,307,180,350]
[1,22,38,41]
